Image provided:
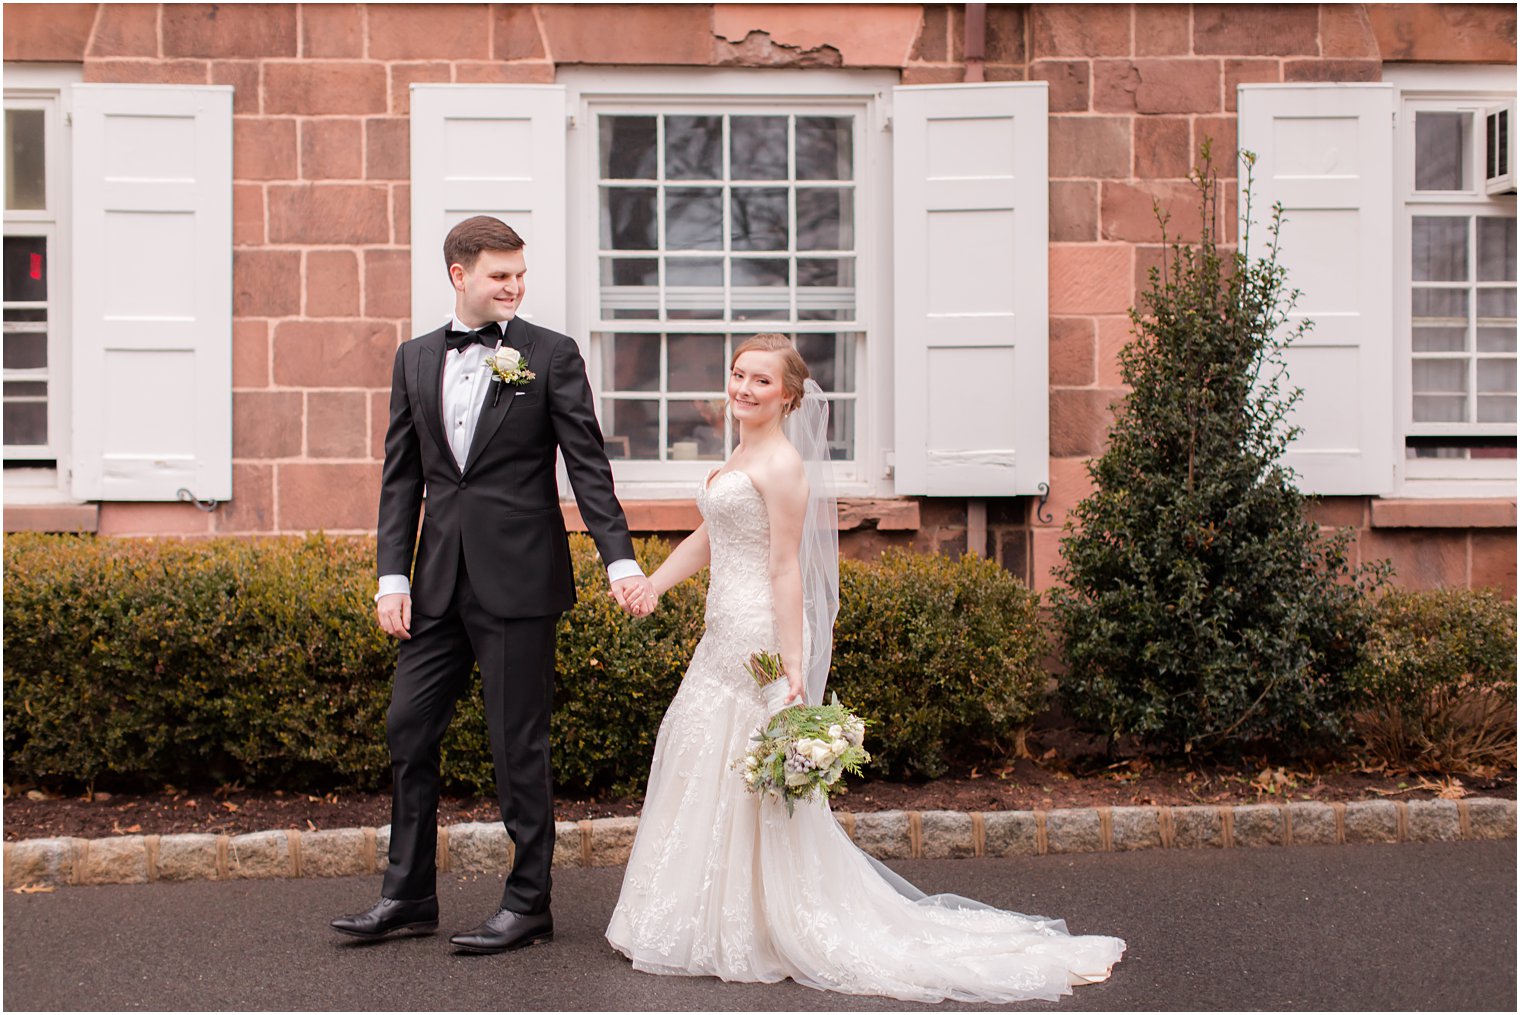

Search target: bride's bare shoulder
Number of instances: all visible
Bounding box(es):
[748,442,807,502]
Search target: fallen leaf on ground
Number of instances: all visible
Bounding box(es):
[12,884,54,893]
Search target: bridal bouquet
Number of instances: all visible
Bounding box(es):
[737,652,870,815]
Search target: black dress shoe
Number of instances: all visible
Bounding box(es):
[330,896,439,939]
[450,908,554,954]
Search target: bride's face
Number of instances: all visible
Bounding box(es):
[728,350,788,426]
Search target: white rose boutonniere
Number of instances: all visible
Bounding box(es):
[487,344,536,404]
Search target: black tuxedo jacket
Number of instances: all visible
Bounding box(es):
[376,316,635,618]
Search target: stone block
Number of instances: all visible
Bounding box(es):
[1030,3,1130,58]
[299,829,373,878]
[911,4,949,62]
[1134,3,1190,55]
[1046,809,1103,854]
[1368,4,1517,63]
[1286,803,1339,845]
[1049,316,1097,386]
[852,810,912,860]
[1135,117,1191,180]
[234,183,265,246]
[1193,4,1318,56]
[78,835,150,885]
[89,4,160,58]
[1109,807,1162,851]
[393,185,411,246]
[1464,798,1516,841]
[901,66,964,86]
[1472,531,1517,597]
[447,822,514,875]
[1371,498,1517,529]
[305,249,361,318]
[1321,3,1380,58]
[1095,59,1221,115]
[4,4,97,62]
[364,249,412,319]
[301,4,364,58]
[375,826,391,871]
[1050,388,1120,458]
[4,838,75,888]
[1102,180,1206,243]
[155,834,223,882]
[1224,59,1281,112]
[234,249,302,318]
[546,4,712,65]
[217,464,275,534]
[265,62,388,116]
[301,119,363,181]
[273,319,398,387]
[1050,243,1132,315]
[228,831,295,879]
[163,3,296,58]
[278,463,382,531]
[981,811,1040,856]
[370,391,390,459]
[552,821,584,869]
[97,503,214,537]
[1031,60,1091,113]
[307,391,370,459]
[1404,800,1461,843]
[1284,60,1381,84]
[712,3,924,68]
[1342,800,1399,844]
[919,811,975,859]
[211,61,261,115]
[232,320,267,388]
[389,62,452,116]
[1360,530,1467,591]
[84,59,211,85]
[269,184,390,244]
[1051,116,1131,179]
[1171,806,1225,849]
[366,118,409,181]
[1231,805,1285,848]
[233,118,298,182]
[454,62,556,84]
[586,816,640,866]
[1030,527,1065,593]
[233,391,304,460]
[368,3,490,60]
[1096,315,1132,388]
[1051,180,1099,242]
[494,4,547,61]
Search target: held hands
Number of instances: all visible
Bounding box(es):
[376,593,412,640]
[609,575,658,617]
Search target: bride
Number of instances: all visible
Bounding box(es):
[605,334,1125,1003]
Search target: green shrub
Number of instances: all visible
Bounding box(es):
[4,533,1046,793]
[832,549,1046,778]
[1049,147,1390,755]
[1351,589,1517,775]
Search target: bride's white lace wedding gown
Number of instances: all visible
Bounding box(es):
[605,469,1125,1003]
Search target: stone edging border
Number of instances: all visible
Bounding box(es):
[5,797,1514,890]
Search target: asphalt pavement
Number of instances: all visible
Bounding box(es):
[3,841,1514,1011]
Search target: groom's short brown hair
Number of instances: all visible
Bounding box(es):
[444,216,525,273]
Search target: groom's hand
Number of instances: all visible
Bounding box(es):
[376,593,412,640]
[609,575,657,617]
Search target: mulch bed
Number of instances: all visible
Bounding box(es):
[5,754,1513,842]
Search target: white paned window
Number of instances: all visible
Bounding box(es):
[3,72,72,472]
[592,107,862,470]
[1397,83,1517,490]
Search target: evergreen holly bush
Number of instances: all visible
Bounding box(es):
[1049,145,1391,754]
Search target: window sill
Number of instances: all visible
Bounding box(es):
[562,497,922,533]
[2,502,99,533]
[1371,497,1517,529]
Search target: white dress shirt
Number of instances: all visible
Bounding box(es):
[377,315,642,601]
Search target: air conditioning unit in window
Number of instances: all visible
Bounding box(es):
[1485,101,1515,196]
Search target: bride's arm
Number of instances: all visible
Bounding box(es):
[647,523,711,597]
[759,460,809,704]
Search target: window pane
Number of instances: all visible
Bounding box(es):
[798,258,856,321]
[1477,217,1517,282]
[668,399,725,459]
[2,236,47,301]
[603,333,660,392]
[730,187,788,250]
[732,257,789,321]
[666,187,724,250]
[1412,216,1469,282]
[1413,359,1469,422]
[796,117,852,181]
[3,332,47,369]
[667,333,725,392]
[5,109,45,211]
[599,258,658,320]
[599,116,657,179]
[601,188,657,249]
[796,188,853,251]
[1412,287,1468,352]
[2,399,46,444]
[1477,359,1516,422]
[824,397,855,460]
[3,380,46,397]
[666,257,724,318]
[1414,111,1472,191]
[730,115,787,180]
[600,398,659,460]
[795,332,857,392]
[665,115,721,181]
[1477,288,1517,352]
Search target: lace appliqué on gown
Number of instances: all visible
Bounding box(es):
[605,470,1125,1003]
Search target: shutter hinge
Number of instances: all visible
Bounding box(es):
[65,113,73,127]
[882,116,892,133]
[567,114,576,130]
[883,450,896,479]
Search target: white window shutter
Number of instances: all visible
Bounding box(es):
[1238,84,1396,495]
[410,85,567,335]
[891,83,1048,496]
[70,84,233,501]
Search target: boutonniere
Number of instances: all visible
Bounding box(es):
[488,345,536,405]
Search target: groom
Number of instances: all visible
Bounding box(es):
[332,216,653,953]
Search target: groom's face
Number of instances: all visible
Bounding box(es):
[450,248,527,327]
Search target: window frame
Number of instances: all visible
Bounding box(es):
[560,67,897,499]
[3,63,79,501]
[1386,65,1517,497]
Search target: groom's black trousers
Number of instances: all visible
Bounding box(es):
[382,556,558,914]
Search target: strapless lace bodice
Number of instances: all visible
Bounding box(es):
[696,470,778,658]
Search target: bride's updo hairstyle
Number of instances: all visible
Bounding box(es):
[731,333,810,415]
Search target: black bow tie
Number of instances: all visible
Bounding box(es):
[445,321,502,352]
